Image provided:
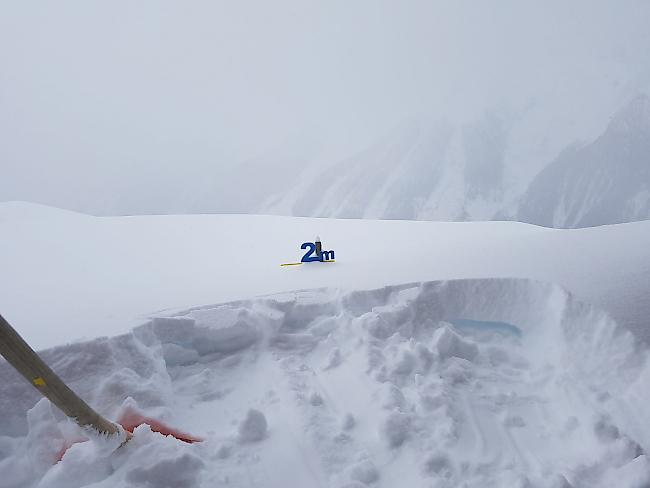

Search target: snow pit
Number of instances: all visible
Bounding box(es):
[1,278,649,487]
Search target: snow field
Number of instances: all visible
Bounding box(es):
[1,278,649,487]
[3,201,650,351]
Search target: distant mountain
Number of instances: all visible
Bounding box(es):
[259,96,650,228]
[274,119,456,220]
[36,95,650,229]
[262,112,513,222]
[514,95,650,227]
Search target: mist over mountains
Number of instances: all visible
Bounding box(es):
[2,2,650,228]
[88,94,649,229]
[514,95,650,227]
[260,95,650,227]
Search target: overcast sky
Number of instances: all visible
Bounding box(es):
[2,1,649,211]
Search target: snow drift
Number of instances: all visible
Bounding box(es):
[1,279,649,487]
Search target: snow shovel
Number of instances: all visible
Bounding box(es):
[0,313,201,460]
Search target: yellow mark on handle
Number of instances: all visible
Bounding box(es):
[33,377,46,387]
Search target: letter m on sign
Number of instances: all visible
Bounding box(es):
[321,250,335,261]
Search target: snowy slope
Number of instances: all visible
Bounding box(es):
[1,203,650,488]
[263,95,650,227]
[514,95,650,227]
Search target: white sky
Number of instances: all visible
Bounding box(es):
[1,0,649,211]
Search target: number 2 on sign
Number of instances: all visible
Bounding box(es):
[301,242,335,262]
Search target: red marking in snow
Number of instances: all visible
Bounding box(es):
[54,413,201,463]
[117,411,203,444]
[55,436,89,463]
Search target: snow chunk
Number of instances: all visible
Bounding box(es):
[380,383,406,410]
[601,455,650,488]
[594,415,621,442]
[148,315,259,357]
[440,358,473,384]
[382,412,411,448]
[161,343,200,366]
[0,399,66,486]
[548,474,574,488]
[348,459,380,484]
[309,392,324,406]
[215,443,232,459]
[432,325,478,362]
[323,347,343,370]
[342,413,356,431]
[392,350,417,375]
[423,452,454,478]
[238,409,268,443]
[126,453,204,487]
[504,415,526,428]
[25,398,66,466]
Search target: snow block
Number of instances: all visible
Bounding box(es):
[382,412,411,448]
[348,460,380,484]
[126,453,205,488]
[432,325,478,362]
[148,315,259,358]
[238,409,268,443]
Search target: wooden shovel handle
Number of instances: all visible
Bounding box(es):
[0,313,122,437]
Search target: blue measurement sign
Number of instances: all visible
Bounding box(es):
[301,242,335,262]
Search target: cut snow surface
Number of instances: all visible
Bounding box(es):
[1,203,650,487]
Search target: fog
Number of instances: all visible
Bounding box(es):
[1,1,649,215]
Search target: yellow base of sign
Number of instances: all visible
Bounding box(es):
[280,260,336,267]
